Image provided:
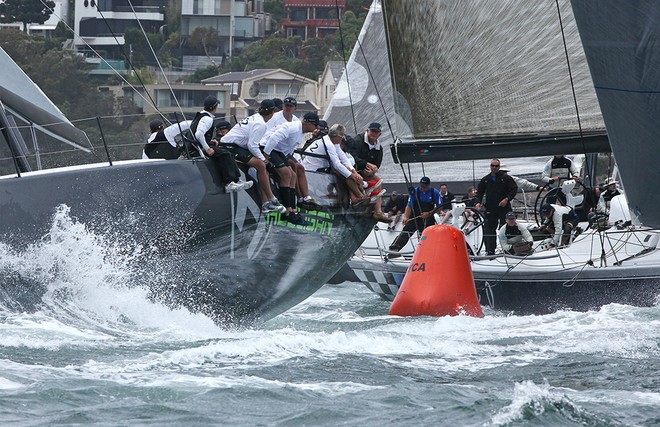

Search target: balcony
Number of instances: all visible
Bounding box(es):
[281,18,340,28]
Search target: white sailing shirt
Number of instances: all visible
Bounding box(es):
[263,120,304,156]
[260,110,299,147]
[301,135,352,178]
[221,113,268,161]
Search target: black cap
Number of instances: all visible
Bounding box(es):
[318,120,328,130]
[540,204,553,214]
[283,97,297,106]
[505,211,516,219]
[272,98,283,109]
[149,119,163,132]
[215,120,231,131]
[420,176,431,186]
[204,95,219,110]
[368,122,382,132]
[302,112,320,125]
[259,99,276,111]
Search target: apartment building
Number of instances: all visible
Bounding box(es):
[181,0,271,69]
[74,0,165,61]
[281,0,346,40]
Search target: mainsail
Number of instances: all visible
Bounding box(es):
[382,0,609,163]
[571,0,660,228]
[0,48,91,153]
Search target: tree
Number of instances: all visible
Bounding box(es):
[0,0,56,33]
[335,11,363,59]
[189,27,221,62]
[346,0,372,17]
[185,65,222,83]
[264,0,285,29]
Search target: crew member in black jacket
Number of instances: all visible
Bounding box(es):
[476,159,518,255]
[350,122,384,172]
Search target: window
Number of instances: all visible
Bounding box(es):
[287,27,304,38]
[315,8,337,20]
[193,0,203,14]
[290,8,308,22]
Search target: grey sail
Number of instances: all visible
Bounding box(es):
[324,0,394,143]
[571,0,660,228]
[382,0,609,162]
[0,48,91,151]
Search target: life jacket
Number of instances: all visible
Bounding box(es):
[183,111,214,157]
[550,157,574,181]
[602,189,621,209]
[504,224,523,239]
[143,130,181,160]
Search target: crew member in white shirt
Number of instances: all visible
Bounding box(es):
[142,118,191,159]
[220,99,286,214]
[191,95,252,192]
[263,112,320,225]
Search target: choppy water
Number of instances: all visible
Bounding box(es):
[1,210,659,426]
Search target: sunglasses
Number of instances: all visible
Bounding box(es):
[490,164,500,167]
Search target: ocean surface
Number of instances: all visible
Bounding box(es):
[1,212,659,426]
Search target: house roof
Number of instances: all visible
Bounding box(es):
[202,69,276,84]
[202,68,317,85]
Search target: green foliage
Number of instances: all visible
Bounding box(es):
[54,20,73,39]
[264,0,285,28]
[0,0,56,32]
[185,65,222,83]
[124,27,165,68]
[346,0,372,18]
[164,0,181,34]
[335,11,363,60]
[127,68,156,85]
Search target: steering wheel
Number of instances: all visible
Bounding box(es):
[533,179,590,226]
[460,207,485,255]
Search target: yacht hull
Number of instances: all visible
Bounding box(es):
[0,159,374,325]
[347,226,660,314]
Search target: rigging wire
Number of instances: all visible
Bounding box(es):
[554,0,593,187]
[127,0,186,122]
[36,0,164,122]
[334,0,358,135]
[93,4,165,122]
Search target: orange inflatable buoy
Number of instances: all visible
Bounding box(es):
[389,225,483,317]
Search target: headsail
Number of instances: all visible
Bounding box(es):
[571,0,660,228]
[324,0,394,144]
[0,48,91,152]
[383,0,609,162]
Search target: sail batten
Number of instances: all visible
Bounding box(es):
[383,0,606,156]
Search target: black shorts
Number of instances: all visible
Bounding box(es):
[224,145,254,164]
[267,149,289,168]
